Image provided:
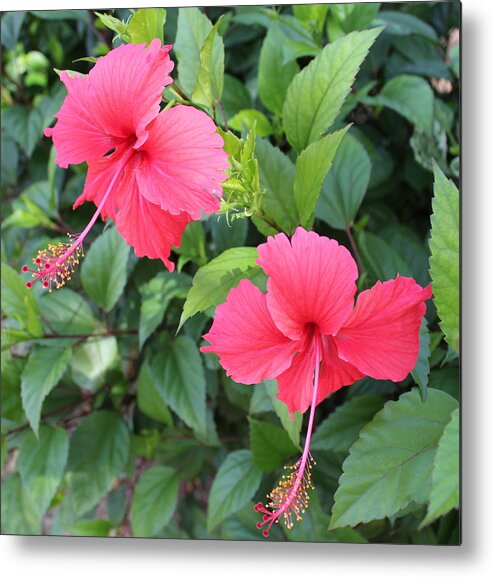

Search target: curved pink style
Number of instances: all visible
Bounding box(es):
[24,40,228,288]
[201,226,432,535]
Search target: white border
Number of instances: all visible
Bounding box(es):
[2,0,492,575]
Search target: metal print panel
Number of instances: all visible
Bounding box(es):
[0,1,461,544]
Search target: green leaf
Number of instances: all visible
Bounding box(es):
[152,335,207,436]
[316,133,371,229]
[294,126,350,228]
[249,418,298,472]
[80,227,131,312]
[358,231,413,281]
[1,474,40,535]
[0,11,26,49]
[131,465,179,537]
[263,380,303,450]
[210,216,248,253]
[293,4,330,37]
[1,263,42,337]
[191,17,225,108]
[429,163,459,354]
[327,3,381,39]
[136,359,173,425]
[174,7,216,96]
[39,288,99,336]
[255,137,298,234]
[1,352,25,426]
[229,109,273,138]
[283,27,382,152]
[21,346,72,435]
[179,247,262,329]
[449,44,459,78]
[95,11,128,39]
[374,75,434,136]
[127,8,166,45]
[70,337,118,391]
[2,90,65,157]
[2,105,44,156]
[283,491,329,542]
[422,407,459,526]
[32,10,89,22]
[221,74,252,120]
[429,367,459,401]
[69,519,113,537]
[311,395,385,454]
[411,318,431,401]
[375,11,437,41]
[286,490,367,543]
[207,449,262,532]
[258,23,299,116]
[66,411,130,516]
[174,221,206,271]
[380,224,430,287]
[329,388,458,529]
[1,132,19,188]
[1,328,33,351]
[139,272,191,348]
[17,426,69,520]
[2,181,57,230]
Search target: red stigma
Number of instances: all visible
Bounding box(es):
[262,530,269,538]
[256,522,262,529]
[21,237,84,291]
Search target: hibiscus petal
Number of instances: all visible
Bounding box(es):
[201,280,300,384]
[88,39,174,145]
[276,335,363,415]
[257,228,358,341]
[45,40,173,168]
[45,71,118,168]
[73,146,128,220]
[334,276,432,381]
[276,343,317,415]
[113,159,191,270]
[135,105,229,218]
[316,336,364,405]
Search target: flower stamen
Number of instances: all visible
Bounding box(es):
[22,237,84,291]
[255,336,321,537]
[21,147,132,291]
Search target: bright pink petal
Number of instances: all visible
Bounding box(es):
[112,161,191,271]
[276,341,317,415]
[257,228,358,341]
[45,40,173,168]
[334,276,432,381]
[88,40,174,146]
[201,280,301,384]
[73,149,190,270]
[316,336,364,405]
[276,334,363,415]
[45,71,118,168]
[73,146,128,220]
[135,105,229,218]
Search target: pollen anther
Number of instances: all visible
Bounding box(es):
[22,236,84,292]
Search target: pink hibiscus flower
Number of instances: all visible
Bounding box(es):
[201,227,432,536]
[23,39,228,289]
